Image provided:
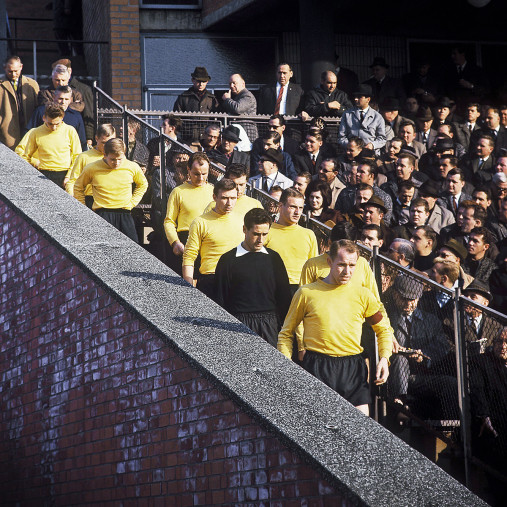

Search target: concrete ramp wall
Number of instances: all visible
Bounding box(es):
[0,146,485,505]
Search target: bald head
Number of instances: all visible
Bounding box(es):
[229,74,245,94]
[321,71,337,93]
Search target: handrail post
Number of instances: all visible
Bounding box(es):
[159,127,167,263]
[122,105,128,148]
[93,81,98,132]
[98,44,102,89]
[453,284,472,488]
[32,40,37,82]
[371,245,384,422]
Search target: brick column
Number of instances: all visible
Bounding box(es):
[110,0,142,108]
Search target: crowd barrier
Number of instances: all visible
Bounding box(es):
[94,85,507,493]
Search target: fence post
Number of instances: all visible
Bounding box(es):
[93,81,98,132]
[122,106,129,148]
[453,285,472,488]
[159,127,167,262]
[98,44,103,89]
[32,40,37,82]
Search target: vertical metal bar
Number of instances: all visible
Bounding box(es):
[98,44,102,89]
[93,81,98,132]
[32,40,37,82]
[371,245,382,422]
[122,105,128,148]
[453,286,471,488]
[159,127,167,263]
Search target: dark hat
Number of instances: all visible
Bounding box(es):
[434,137,455,153]
[360,195,387,214]
[399,145,417,157]
[370,56,389,69]
[353,84,373,97]
[221,125,240,143]
[261,148,283,167]
[418,179,440,198]
[442,239,467,262]
[360,148,376,160]
[463,279,493,303]
[393,274,424,300]
[416,106,434,122]
[191,66,211,82]
[380,97,400,111]
[436,96,454,109]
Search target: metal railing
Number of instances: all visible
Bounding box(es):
[0,37,107,85]
[94,85,507,491]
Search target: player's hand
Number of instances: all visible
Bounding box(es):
[298,350,306,362]
[392,338,402,353]
[172,241,184,256]
[375,357,389,385]
[409,349,424,363]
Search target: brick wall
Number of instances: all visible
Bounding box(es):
[83,0,142,108]
[0,199,348,505]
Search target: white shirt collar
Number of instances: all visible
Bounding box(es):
[236,242,269,257]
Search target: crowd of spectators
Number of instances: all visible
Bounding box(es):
[2,49,506,488]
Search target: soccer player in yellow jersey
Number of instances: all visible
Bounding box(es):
[265,187,318,293]
[164,152,214,274]
[182,178,244,300]
[74,138,147,243]
[278,240,393,416]
[64,123,116,204]
[18,103,81,187]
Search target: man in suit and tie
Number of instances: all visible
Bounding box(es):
[453,102,482,152]
[438,168,473,218]
[380,97,408,137]
[293,131,327,176]
[415,106,438,149]
[458,134,496,187]
[337,84,386,153]
[257,63,304,116]
[0,55,39,149]
[302,70,352,119]
[363,56,406,106]
[481,108,507,157]
[248,148,293,193]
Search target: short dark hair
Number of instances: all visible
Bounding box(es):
[280,187,304,204]
[358,160,377,177]
[440,155,458,167]
[330,222,357,241]
[398,153,416,167]
[225,163,249,179]
[472,186,492,200]
[269,114,286,126]
[329,239,359,260]
[96,123,116,138]
[54,85,72,95]
[162,113,182,131]
[204,124,220,134]
[415,225,437,246]
[362,223,383,240]
[357,183,374,194]
[447,167,465,181]
[305,180,332,209]
[478,134,495,148]
[188,152,210,170]
[470,226,492,245]
[213,178,237,196]
[244,208,272,229]
[398,180,416,192]
[104,138,126,156]
[44,103,65,119]
[410,198,429,213]
[348,136,365,148]
[306,131,322,142]
[295,171,312,184]
[262,130,281,144]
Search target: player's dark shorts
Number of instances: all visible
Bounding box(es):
[95,208,138,243]
[233,311,279,348]
[302,350,370,406]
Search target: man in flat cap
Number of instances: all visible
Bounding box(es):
[173,67,219,113]
[337,84,386,153]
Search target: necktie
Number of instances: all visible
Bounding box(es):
[452,197,458,214]
[311,154,316,166]
[478,158,484,169]
[423,132,428,145]
[262,176,269,192]
[468,123,473,133]
[360,110,365,122]
[12,80,17,91]
[457,65,462,77]
[274,86,284,115]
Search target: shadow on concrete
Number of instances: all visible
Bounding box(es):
[120,270,189,287]
[172,316,254,334]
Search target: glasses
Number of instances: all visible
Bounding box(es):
[388,248,399,254]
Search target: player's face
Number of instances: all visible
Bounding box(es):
[43,115,63,131]
[231,175,247,198]
[213,188,238,215]
[279,196,304,225]
[188,162,209,187]
[95,134,115,154]
[243,222,270,252]
[327,249,358,285]
[104,152,124,169]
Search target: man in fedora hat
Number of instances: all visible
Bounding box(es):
[248,148,293,192]
[418,179,455,234]
[173,66,219,113]
[337,84,386,153]
[380,97,408,137]
[437,239,474,289]
[415,106,438,149]
[433,96,455,125]
[208,125,250,170]
[363,56,406,106]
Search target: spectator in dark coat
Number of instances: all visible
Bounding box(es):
[173,67,219,113]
